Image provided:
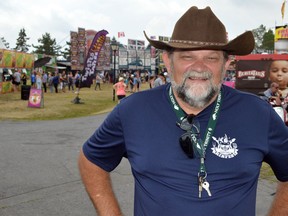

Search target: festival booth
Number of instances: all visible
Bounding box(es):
[0,49,34,94]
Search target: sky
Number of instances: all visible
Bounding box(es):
[0,0,286,51]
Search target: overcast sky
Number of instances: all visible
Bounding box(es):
[0,0,285,50]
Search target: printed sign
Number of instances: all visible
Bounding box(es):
[28,88,44,108]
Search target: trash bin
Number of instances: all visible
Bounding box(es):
[21,85,31,100]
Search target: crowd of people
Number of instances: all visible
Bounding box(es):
[4,68,171,102]
[3,69,82,94]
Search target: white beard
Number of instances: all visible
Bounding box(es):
[171,69,222,109]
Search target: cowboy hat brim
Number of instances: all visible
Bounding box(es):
[144,31,255,56]
[144,31,255,55]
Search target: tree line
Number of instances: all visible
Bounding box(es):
[2,28,70,60]
[2,25,275,60]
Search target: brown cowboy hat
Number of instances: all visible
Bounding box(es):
[144,6,255,55]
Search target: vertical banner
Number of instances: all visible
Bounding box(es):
[80,29,108,88]
[28,88,44,108]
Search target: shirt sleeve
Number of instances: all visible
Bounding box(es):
[264,108,288,182]
[82,106,126,172]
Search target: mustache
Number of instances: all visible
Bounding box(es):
[183,70,212,79]
[181,71,212,87]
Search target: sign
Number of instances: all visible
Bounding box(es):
[0,49,34,69]
[235,54,288,95]
[28,88,44,108]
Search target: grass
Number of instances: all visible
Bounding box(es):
[0,82,140,121]
[260,162,277,182]
[0,81,276,182]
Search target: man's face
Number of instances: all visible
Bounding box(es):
[163,50,230,108]
[271,84,279,94]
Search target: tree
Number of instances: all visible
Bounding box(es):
[252,24,266,52]
[32,33,61,56]
[60,41,71,61]
[14,28,30,52]
[261,29,275,52]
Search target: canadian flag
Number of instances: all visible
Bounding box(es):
[118,32,125,38]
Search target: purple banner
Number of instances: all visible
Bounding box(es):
[80,29,108,88]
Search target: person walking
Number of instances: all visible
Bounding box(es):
[12,69,21,92]
[21,71,27,85]
[42,72,48,92]
[52,73,59,93]
[35,72,42,90]
[60,71,67,93]
[78,6,288,216]
[31,71,36,88]
[113,77,127,103]
[94,73,102,90]
[153,72,166,88]
[68,71,74,91]
[48,73,54,93]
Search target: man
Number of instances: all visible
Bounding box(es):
[94,73,102,90]
[153,72,166,87]
[262,82,282,105]
[42,71,48,93]
[78,6,288,216]
[13,69,21,92]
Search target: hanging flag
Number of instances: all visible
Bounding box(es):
[80,29,108,88]
[118,32,125,38]
[281,1,286,20]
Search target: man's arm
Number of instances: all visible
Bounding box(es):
[78,150,123,216]
[267,181,288,216]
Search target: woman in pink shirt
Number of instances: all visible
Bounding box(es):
[113,77,127,103]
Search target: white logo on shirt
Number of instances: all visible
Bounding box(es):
[211,134,238,159]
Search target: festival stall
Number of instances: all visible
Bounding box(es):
[0,49,34,93]
[0,49,57,94]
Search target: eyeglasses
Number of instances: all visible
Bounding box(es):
[178,115,201,158]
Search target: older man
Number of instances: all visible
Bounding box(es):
[79,6,288,216]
